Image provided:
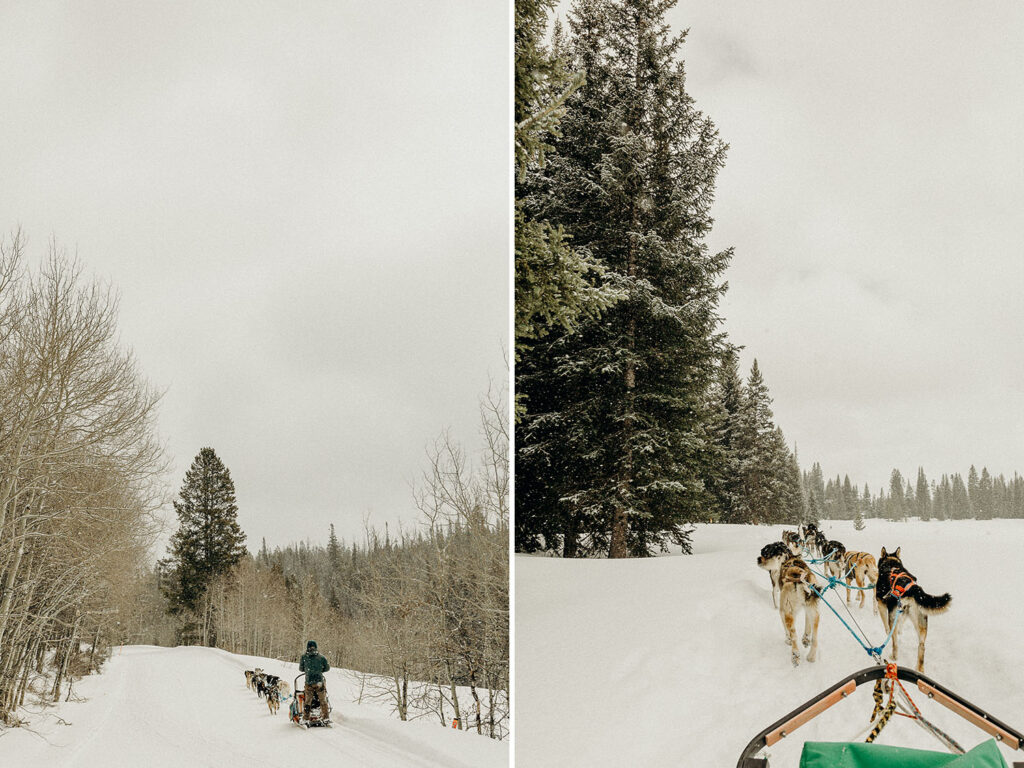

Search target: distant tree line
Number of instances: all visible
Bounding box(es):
[802,463,1024,523]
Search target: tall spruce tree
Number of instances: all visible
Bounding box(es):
[889,469,906,521]
[774,430,804,524]
[967,465,980,517]
[707,348,744,522]
[517,0,730,556]
[327,523,342,569]
[162,447,247,641]
[736,360,774,524]
[951,473,969,519]
[515,0,619,420]
[806,463,825,523]
[915,467,930,520]
[978,467,994,519]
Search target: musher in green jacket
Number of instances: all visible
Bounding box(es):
[299,640,331,721]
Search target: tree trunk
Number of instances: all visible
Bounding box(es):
[609,192,639,559]
[449,675,461,730]
[469,669,483,735]
[563,512,578,558]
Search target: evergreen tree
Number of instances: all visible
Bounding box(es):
[978,467,994,520]
[327,523,342,570]
[514,0,619,419]
[162,448,247,643]
[888,469,905,521]
[841,475,855,520]
[517,0,731,556]
[1014,474,1024,519]
[777,434,805,524]
[259,537,270,565]
[951,473,969,519]
[736,360,775,523]
[994,474,1009,518]
[804,463,825,523]
[967,465,980,517]
[915,467,930,521]
[706,348,745,522]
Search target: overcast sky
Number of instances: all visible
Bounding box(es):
[662,1,1024,492]
[0,1,508,551]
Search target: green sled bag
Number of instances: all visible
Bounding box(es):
[800,739,1008,768]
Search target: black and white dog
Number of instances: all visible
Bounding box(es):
[875,546,952,672]
[819,536,847,581]
[800,523,821,557]
[263,675,289,715]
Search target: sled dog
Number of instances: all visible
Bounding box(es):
[821,538,847,583]
[248,668,264,692]
[800,523,820,557]
[875,546,952,673]
[840,551,879,613]
[265,676,284,715]
[757,541,790,607]
[810,531,839,561]
[778,555,821,666]
[781,530,802,555]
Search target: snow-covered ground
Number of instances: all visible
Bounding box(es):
[1,645,508,768]
[515,520,1024,767]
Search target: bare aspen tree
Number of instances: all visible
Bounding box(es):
[0,237,164,722]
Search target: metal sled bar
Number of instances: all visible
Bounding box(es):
[737,665,1024,768]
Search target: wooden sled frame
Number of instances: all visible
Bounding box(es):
[738,665,1024,767]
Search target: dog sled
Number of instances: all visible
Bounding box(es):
[289,673,332,728]
[737,664,1024,767]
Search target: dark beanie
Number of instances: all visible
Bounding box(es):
[307,640,317,650]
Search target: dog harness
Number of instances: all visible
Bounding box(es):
[887,571,916,600]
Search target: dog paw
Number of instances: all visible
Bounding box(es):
[802,635,811,647]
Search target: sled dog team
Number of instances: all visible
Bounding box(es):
[244,668,291,715]
[756,523,952,672]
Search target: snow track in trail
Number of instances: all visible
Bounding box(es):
[516,519,1024,767]
[2,645,506,768]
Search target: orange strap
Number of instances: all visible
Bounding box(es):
[884,663,921,721]
[889,571,916,598]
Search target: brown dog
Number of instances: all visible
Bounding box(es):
[778,555,821,667]
[840,551,879,613]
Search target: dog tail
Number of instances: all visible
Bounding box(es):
[911,586,952,614]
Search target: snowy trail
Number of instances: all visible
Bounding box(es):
[516,520,1024,767]
[2,645,507,768]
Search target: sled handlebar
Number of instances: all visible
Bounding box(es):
[737,664,1024,767]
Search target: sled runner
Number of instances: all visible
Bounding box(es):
[289,673,332,728]
[737,664,1024,768]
